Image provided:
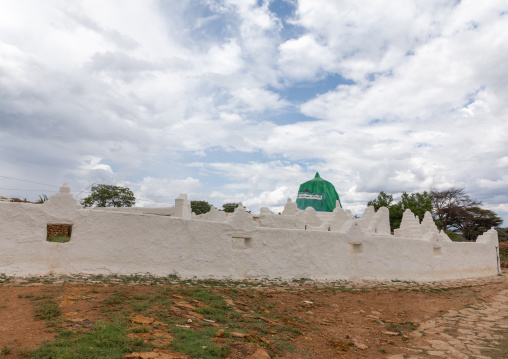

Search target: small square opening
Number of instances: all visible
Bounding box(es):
[350,243,363,254]
[433,247,442,257]
[47,224,72,243]
[232,237,252,249]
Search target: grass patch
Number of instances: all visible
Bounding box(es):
[0,274,11,284]
[105,291,128,306]
[1,346,13,355]
[33,299,61,321]
[385,321,418,335]
[274,340,297,353]
[22,283,307,359]
[445,230,466,242]
[170,327,230,359]
[30,322,149,359]
[128,326,150,334]
[499,249,508,262]
[130,301,151,312]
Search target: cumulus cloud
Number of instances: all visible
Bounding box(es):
[135,176,202,207]
[0,0,506,224]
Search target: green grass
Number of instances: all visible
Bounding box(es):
[46,236,71,243]
[128,326,150,334]
[34,299,62,321]
[0,274,12,284]
[130,301,151,312]
[444,230,466,242]
[274,340,297,353]
[19,283,309,359]
[499,249,508,262]
[30,322,150,359]
[170,327,230,359]
[1,345,13,355]
[105,291,127,305]
[385,321,418,335]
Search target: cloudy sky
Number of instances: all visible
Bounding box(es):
[0,0,507,223]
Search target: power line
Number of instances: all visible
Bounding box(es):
[0,176,60,188]
[0,187,74,192]
[75,183,95,199]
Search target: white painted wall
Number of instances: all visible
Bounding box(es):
[0,184,500,281]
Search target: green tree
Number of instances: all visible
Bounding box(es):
[190,200,212,215]
[368,191,398,231]
[367,191,393,209]
[367,191,433,232]
[222,203,239,213]
[81,184,135,208]
[399,191,433,222]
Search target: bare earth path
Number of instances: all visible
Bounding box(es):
[0,271,507,359]
[398,280,508,359]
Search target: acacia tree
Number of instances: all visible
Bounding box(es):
[430,187,481,231]
[81,184,135,208]
[430,187,503,240]
[452,207,502,241]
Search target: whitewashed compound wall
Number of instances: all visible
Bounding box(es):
[0,184,501,281]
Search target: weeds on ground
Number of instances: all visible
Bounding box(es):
[481,329,508,358]
[22,283,307,359]
[1,345,12,355]
[385,321,419,335]
[34,300,61,321]
[30,322,150,359]
[0,274,11,284]
[170,326,230,359]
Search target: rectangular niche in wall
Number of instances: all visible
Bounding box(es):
[350,243,363,254]
[232,237,252,250]
[433,246,442,257]
[47,224,72,243]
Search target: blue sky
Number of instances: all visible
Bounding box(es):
[0,0,507,225]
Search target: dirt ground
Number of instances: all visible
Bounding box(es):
[1,268,508,358]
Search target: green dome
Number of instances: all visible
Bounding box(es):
[296,172,342,212]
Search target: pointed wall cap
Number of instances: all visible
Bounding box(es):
[59,182,71,193]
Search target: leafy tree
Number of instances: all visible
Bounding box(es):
[81,184,135,208]
[367,191,393,209]
[222,203,239,213]
[368,192,398,231]
[190,200,212,215]
[367,191,433,232]
[399,191,433,223]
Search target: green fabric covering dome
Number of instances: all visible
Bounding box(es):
[296,172,342,212]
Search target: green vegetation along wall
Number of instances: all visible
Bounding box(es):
[296,172,341,212]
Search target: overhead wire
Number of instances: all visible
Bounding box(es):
[0,176,60,188]
[0,175,217,208]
